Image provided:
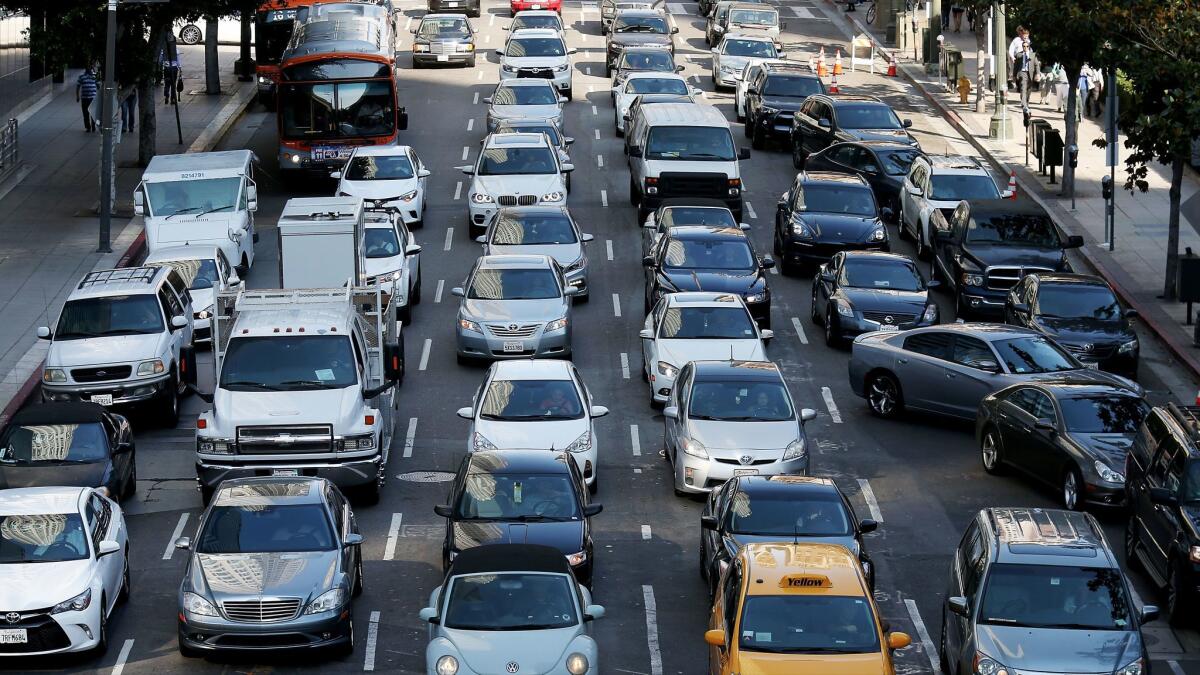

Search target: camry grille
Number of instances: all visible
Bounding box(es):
[487,323,541,338]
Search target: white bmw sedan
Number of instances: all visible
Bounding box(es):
[0,487,128,656]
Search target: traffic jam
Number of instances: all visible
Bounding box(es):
[0,0,1191,673]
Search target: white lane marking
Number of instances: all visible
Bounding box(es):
[473,91,480,104]
[364,610,381,671]
[790,317,808,345]
[641,524,652,540]
[745,201,757,220]
[111,639,135,675]
[592,105,598,115]
[162,513,189,560]
[383,513,403,560]
[596,154,604,167]
[467,118,474,132]
[631,424,641,456]
[419,340,432,371]
[642,585,664,675]
[606,239,614,261]
[585,66,591,76]
[461,146,470,161]
[821,386,842,423]
[600,189,608,207]
[857,478,883,522]
[454,180,464,200]
[484,34,490,43]
[489,13,495,25]
[612,293,622,317]
[434,279,445,303]
[620,352,630,379]
[594,129,601,140]
[477,70,483,81]
[404,16,413,31]
[790,6,825,19]
[404,417,419,458]
[903,599,939,674]
[634,467,643,474]
[1169,662,1186,675]
[444,228,454,251]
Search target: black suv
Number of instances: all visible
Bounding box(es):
[744,63,825,150]
[1126,403,1200,623]
[773,171,890,274]
[790,94,917,169]
[930,199,1082,318]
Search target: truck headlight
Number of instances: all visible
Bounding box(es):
[42,368,67,383]
[565,431,591,454]
[922,303,938,323]
[436,655,459,675]
[304,587,347,615]
[541,191,565,203]
[868,226,887,242]
[342,434,376,451]
[182,591,217,617]
[783,438,806,461]
[51,588,92,614]
[471,192,494,204]
[460,43,474,52]
[1119,338,1138,354]
[197,438,234,455]
[657,361,678,378]
[554,63,569,72]
[1094,460,1124,484]
[459,318,482,333]
[473,432,497,451]
[566,652,589,674]
[137,359,165,376]
[682,438,708,459]
[961,273,985,287]
[546,317,568,332]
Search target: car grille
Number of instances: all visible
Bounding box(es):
[658,172,727,198]
[861,311,917,326]
[497,195,539,207]
[985,266,1053,292]
[71,365,132,383]
[1063,342,1116,359]
[0,608,70,654]
[430,41,456,54]
[222,598,303,623]
[517,67,555,79]
[236,425,334,454]
[714,457,777,466]
[771,111,794,125]
[487,323,541,338]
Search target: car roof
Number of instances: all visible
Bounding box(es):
[692,360,782,380]
[799,171,870,186]
[231,302,357,336]
[735,475,841,498]
[478,254,555,269]
[615,8,666,17]
[998,376,1143,399]
[348,144,413,157]
[922,154,987,171]
[666,225,748,240]
[906,322,1041,341]
[624,71,686,80]
[513,9,561,16]
[823,94,885,105]
[964,198,1050,217]
[983,508,1114,567]
[741,543,869,598]
[664,291,745,307]
[721,32,775,43]
[484,132,553,149]
[0,487,87,516]
[729,1,773,9]
[449,543,573,576]
[421,13,469,20]
[70,266,167,300]
[212,477,328,507]
[852,140,919,150]
[144,244,222,264]
[762,62,813,74]
[8,402,108,427]
[841,250,918,265]
[1027,273,1108,287]
[660,198,733,210]
[467,450,574,474]
[640,103,727,127]
[509,28,562,38]
[490,358,573,380]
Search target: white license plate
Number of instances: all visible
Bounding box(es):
[878,324,899,332]
[532,4,542,7]
[502,341,526,353]
[437,54,450,62]
[272,469,299,477]
[733,468,758,476]
[0,629,27,644]
[1084,361,1100,369]
[90,394,114,406]
[312,146,352,161]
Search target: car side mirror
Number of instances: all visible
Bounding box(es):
[591,405,609,418]
[738,148,751,160]
[565,137,576,146]
[902,119,913,128]
[1000,189,1014,199]
[173,536,192,551]
[1140,605,1161,624]
[558,96,568,104]
[739,222,751,231]
[419,607,440,624]
[97,540,121,557]
[800,408,817,422]
[434,504,453,518]
[171,315,188,330]
[760,328,774,340]
[820,270,834,283]
[451,287,465,297]
[565,286,582,297]
[675,65,685,73]
[760,256,775,269]
[933,228,952,241]
[663,406,679,419]
[1150,487,1178,508]
[859,518,878,534]
[704,629,725,647]
[907,185,923,196]
[483,96,494,104]
[494,48,505,55]
[568,48,578,54]
[977,360,1001,373]
[947,596,969,617]
[583,503,603,516]
[628,145,643,157]
[692,87,703,97]
[642,255,655,267]
[887,632,912,650]
[343,533,364,547]
[36,326,51,340]
[405,244,422,256]
[880,207,894,221]
[397,110,409,131]
[623,113,634,122]
[818,119,831,128]
[456,407,474,419]
[926,280,941,289]
[710,48,719,55]
[133,189,145,216]
[409,27,417,34]
[458,165,475,175]
[475,235,488,244]
[330,171,343,180]
[583,604,605,621]
[1066,234,1085,248]
[228,272,242,287]
[1124,308,1138,318]
[581,233,594,242]
[639,328,654,340]
[562,163,575,173]
[418,168,432,178]
[700,515,718,530]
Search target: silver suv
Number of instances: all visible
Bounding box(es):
[940,507,1155,675]
[497,29,576,100]
[898,154,1008,259]
[460,132,574,237]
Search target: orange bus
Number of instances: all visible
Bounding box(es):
[276,2,408,177]
[254,0,333,107]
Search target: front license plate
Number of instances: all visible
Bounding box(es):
[272,469,300,477]
[312,146,352,161]
[437,54,449,62]
[878,324,899,332]
[1084,361,1100,369]
[733,469,758,477]
[90,394,114,406]
[503,341,525,353]
[0,629,27,644]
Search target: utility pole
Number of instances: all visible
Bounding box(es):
[98,0,118,253]
[988,1,1012,139]
[925,0,943,74]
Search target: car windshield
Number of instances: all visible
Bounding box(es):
[930,174,1000,201]
[220,335,358,391]
[726,491,851,535]
[614,15,668,32]
[836,104,902,130]
[1037,284,1121,320]
[979,564,1132,630]
[619,51,676,72]
[660,306,756,339]
[646,126,736,161]
[503,124,562,146]
[419,17,470,36]
[628,78,689,94]
[479,147,558,175]
[456,472,581,519]
[1058,396,1149,434]
[740,596,881,654]
[491,213,577,245]
[689,380,793,421]
[186,259,220,290]
[56,295,164,339]
[0,513,90,563]
[730,8,777,24]
[840,258,924,292]
[992,336,1080,374]
[506,37,566,57]
[723,39,777,57]
[494,84,559,106]
[878,148,920,175]
[195,503,336,554]
[480,379,584,420]
[345,155,415,180]
[146,177,241,218]
[762,75,822,98]
[513,16,561,30]
[663,238,755,270]
[364,227,402,258]
[966,213,1062,247]
[444,573,578,630]
[661,207,737,229]
[800,185,877,216]
[469,268,561,300]
[0,423,110,464]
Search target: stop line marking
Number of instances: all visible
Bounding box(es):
[620,352,630,379]
[383,513,403,560]
[821,386,842,423]
[162,513,189,560]
[642,585,664,675]
[419,339,432,371]
[856,478,883,522]
[404,417,419,458]
[364,610,381,670]
[903,599,939,674]
[630,424,641,456]
[434,279,445,303]
[790,317,809,345]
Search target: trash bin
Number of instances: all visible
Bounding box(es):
[1029,119,1051,164]
[944,47,963,86]
[1042,128,1065,183]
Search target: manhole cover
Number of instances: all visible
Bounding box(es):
[396,470,455,483]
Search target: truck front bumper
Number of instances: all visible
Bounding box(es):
[42,373,172,407]
[195,454,383,490]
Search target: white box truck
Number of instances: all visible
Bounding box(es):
[276,197,366,289]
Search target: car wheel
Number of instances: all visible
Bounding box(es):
[336,615,355,657]
[939,617,952,674]
[751,125,765,150]
[736,106,745,123]
[353,554,364,597]
[604,63,611,77]
[564,87,573,101]
[824,308,841,348]
[159,373,180,428]
[412,274,422,305]
[955,292,971,321]
[980,427,1004,475]
[810,288,822,324]
[772,231,782,257]
[629,177,640,206]
[915,222,931,260]
[358,478,381,506]
[743,115,753,137]
[867,372,903,419]
[179,24,202,45]
[1168,561,1191,626]
[588,477,598,495]
[1124,517,1141,572]
[1062,467,1084,511]
[699,543,708,580]
[123,460,137,500]
[200,484,215,505]
[791,143,806,170]
[92,596,109,656]
[119,549,131,603]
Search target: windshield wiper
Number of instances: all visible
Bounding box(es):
[981,617,1037,628]
[512,514,574,522]
[55,330,103,339]
[195,205,235,218]
[165,207,203,220]
[679,153,732,160]
[689,414,721,421]
[279,379,337,390]
[221,380,282,391]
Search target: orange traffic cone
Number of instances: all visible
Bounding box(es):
[817,47,827,78]
[829,73,840,94]
[886,55,897,77]
[1006,170,1018,199]
[833,48,844,76]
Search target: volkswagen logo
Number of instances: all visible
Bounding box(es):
[4,612,19,624]
[883,315,894,324]
[509,323,518,331]
[506,662,520,673]
[1083,343,1095,352]
[739,455,753,465]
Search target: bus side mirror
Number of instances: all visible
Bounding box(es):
[397,110,409,131]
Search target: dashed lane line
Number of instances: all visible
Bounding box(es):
[592,105,598,115]
[163,513,189,560]
[903,598,939,674]
[601,189,608,207]
[641,524,652,540]
[444,228,454,251]
[612,293,622,317]
[856,478,883,522]
[1169,662,1186,675]
[364,610,381,670]
[466,118,474,131]
[473,92,479,104]
[453,181,462,200]
[434,279,445,303]
[620,352,630,379]
[606,239,614,261]
[790,316,809,345]
[821,386,842,423]
[404,417,418,458]
[111,639,135,675]
[597,154,604,167]
[419,339,432,371]
[461,146,469,161]
[745,201,757,219]
[383,513,403,560]
[631,424,641,456]
[642,585,664,675]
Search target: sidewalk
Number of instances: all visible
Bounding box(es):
[827,2,1200,379]
[0,44,256,421]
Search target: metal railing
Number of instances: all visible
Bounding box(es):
[0,118,16,177]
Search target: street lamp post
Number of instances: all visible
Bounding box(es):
[988,1,1012,139]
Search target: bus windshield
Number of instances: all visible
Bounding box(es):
[280,80,395,140]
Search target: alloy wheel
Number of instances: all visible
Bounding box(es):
[868,375,899,418]
[1062,470,1080,510]
[981,430,1000,473]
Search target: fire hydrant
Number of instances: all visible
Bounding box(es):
[957,76,971,104]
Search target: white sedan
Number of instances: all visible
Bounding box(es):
[0,487,129,656]
[611,72,697,135]
[333,145,431,228]
[363,210,422,323]
[457,359,608,492]
[641,292,771,406]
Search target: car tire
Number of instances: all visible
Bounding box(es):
[179,24,202,45]
[824,308,842,348]
[564,87,573,101]
[336,616,355,658]
[751,125,765,150]
[413,58,424,70]
[92,596,109,656]
[412,273,422,305]
[791,142,806,170]
[629,177,640,206]
[1168,561,1191,626]
[467,55,477,67]
[604,63,611,77]
[915,221,931,260]
[955,292,971,321]
[123,459,137,500]
[353,554,364,597]
[200,484,215,505]
[736,107,745,123]
[1124,517,1141,572]
[743,114,753,137]
[980,427,1004,475]
[358,479,381,507]
[939,617,952,674]
[699,542,708,581]
[588,477,598,495]
[178,636,203,658]
[158,372,180,428]
[1062,467,1084,511]
[399,302,412,325]
[119,549,131,604]
[810,287,822,324]
[867,371,903,419]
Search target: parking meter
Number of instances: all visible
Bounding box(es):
[1101,175,1113,201]
[1023,109,1031,128]
[1068,144,1079,169]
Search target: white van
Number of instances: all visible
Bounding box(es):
[133,150,259,274]
[626,102,750,222]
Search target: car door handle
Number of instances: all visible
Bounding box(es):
[945,371,956,378]
[897,358,908,364]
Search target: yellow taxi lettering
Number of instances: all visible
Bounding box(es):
[780,574,831,589]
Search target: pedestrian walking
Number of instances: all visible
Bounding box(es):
[1046,63,1069,112]
[163,54,182,104]
[76,64,98,132]
[1087,66,1104,118]
[1007,27,1036,110]
[941,1,951,29]
[120,88,137,133]
[950,3,966,32]
[1077,64,1092,119]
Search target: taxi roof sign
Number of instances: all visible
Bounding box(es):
[780,574,832,590]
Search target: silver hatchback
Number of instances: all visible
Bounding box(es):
[478,206,592,298]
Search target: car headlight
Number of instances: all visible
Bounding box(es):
[961,273,985,287]
[342,433,376,451]
[973,654,1008,675]
[1094,460,1124,484]
[196,305,213,320]
[436,655,459,675]
[197,437,234,455]
[461,43,475,52]
[745,290,767,303]
[257,76,271,85]
[783,438,806,461]
[565,431,591,454]
[566,550,587,566]
[657,361,678,379]
[721,65,735,73]
[759,105,779,115]
[566,652,589,674]
[1114,658,1144,675]
[546,317,569,332]
[399,189,419,202]
[182,591,217,617]
[541,191,565,203]
[137,359,165,376]
[554,63,569,72]
[304,587,347,615]
[1119,338,1138,354]
[459,318,482,333]
[1190,546,1200,563]
[790,218,813,239]
[51,588,92,614]
[565,256,585,272]
[868,226,887,242]
[922,303,938,323]
[473,432,497,451]
[471,192,494,204]
[682,438,709,459]
[836,302,854,317]
[414,43,430,52]
[42,368,66,383]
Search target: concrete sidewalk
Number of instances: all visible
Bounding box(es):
[0,43,257,420]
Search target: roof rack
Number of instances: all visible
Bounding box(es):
[1167,403,1200,443]
[78,267,158,289]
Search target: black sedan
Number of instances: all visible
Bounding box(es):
[801,141,921,221]
[640,198,742,257]
[699,475,877,596]
[811,251,939,347]
[0,401,136,499]
[976,377,1149,510]
[790,94,918,169]
[435,450,602,586]
[773,171,891,274]
[1005,273,1139,378]
[643,225,774,327]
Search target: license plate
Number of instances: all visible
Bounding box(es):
[0,629,27,644]
[312,146,352,161]
[502,341,525,353]
[90,394,114,406]
[437,54,449,62]
[1084,361,1100,369]
[532,4,541,7]
[733,469,758,477]
[878,324,899,332]
[272,469,299,477]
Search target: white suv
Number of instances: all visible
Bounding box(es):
[899,154,1009,259]
[38,266,195,425]
[459,132,574,237]
[497,28,576,100]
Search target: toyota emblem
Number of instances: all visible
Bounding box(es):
[4,612,19,624]
[506,662,520,673]
[1083,343,1095,352]
[739,455,753,465]
[883,315,894,324]
[509,323,518,331]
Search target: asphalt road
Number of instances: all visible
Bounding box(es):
[24,0,1200,673]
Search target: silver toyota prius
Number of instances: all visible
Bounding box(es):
[478,206,592,299]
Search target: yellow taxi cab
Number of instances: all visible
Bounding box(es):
[705,542,911,674]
